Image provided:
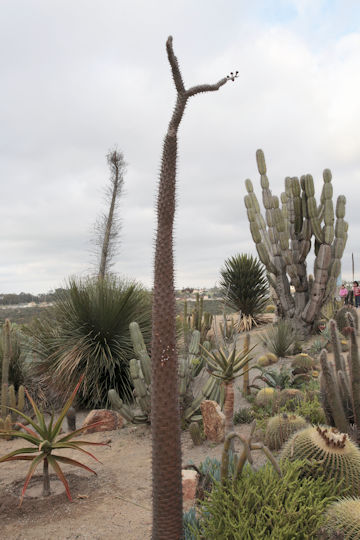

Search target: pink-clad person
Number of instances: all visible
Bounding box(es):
[353,281,360,308]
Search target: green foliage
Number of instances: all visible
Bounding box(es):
[0,377,108,505]
[233,407,255,425]
[283,391,326,424]
[196,460,346,539]
[183,507,201,540]
[260,320,298,357]
[219,253,269,318]
[26,276,151,408]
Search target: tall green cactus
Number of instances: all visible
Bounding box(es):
[244,150,347,335]
[183,294,213,345]
[319,313,360,442]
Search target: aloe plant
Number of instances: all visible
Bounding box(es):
[201,342,255,435]
[0,377,108,505]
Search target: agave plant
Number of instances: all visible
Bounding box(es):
[0,377,108,506]
[201,344,255,435]
[26,275,151,408]
[219,254,269,331]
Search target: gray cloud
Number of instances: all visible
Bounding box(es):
[1,1,360,293]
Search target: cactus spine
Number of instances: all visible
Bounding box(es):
[265,413,308,450]
[323,497,360,539]
[244,150,347,336]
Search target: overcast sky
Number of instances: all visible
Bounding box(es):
[1,0,360,294]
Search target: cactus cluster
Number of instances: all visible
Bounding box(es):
[281,425,360,494]
[108,322,222,423]
[265,413,308,450]
[183,293,213,345]
[319,314,360,441]
[335,305,359,335]
[244,150,347,336]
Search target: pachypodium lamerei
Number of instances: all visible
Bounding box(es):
[244,149,347,336]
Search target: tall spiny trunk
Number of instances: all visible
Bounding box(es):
[223,381,235,435]
[151,36,235,539]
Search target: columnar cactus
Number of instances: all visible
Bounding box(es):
[244,150,348,335]
[319,314,360,441]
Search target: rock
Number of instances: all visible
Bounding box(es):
[200,400,225,443]
[182,469,199,510]
[82,409,124,433]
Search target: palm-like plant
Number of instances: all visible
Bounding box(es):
[201,344,255,435]
[0,377,108,506]
[219,254,269,331]
[26,276,151,408]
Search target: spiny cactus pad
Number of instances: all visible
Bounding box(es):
[281,426,360,494]
[324,497,360,539]
[265,413,308,450]
[255,387,277,407]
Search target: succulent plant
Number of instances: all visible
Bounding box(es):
[255,387,277,408]
[276,388,304,410]
[265,413,308,450]
[323,497,360,539]
[281,425,360,494]
[291,353,314,371]
[189,422,203,446]
[336,305,358,336]
[244,150,348,337]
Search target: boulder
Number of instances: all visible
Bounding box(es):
[200,400,225,443]
[182,469,199,510]
[82,409,124,433]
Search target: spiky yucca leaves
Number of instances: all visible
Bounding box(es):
[27,276,151,408]
[260,319,298,357]
[220,254,268,330]
[0,378,108,505]
[201,344,255,434]
[323,497,360,539]
[281,425,360,495]
[265,413,308,450]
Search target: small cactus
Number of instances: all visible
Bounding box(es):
[291,353,314,371]
[265,413,308,450]
[276,388,304,410]
[189,422,203,446]
[281,425,360,495]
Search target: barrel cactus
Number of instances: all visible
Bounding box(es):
[255,387,277,408]
[276,388,304,410]
[335,305,358,335]
[291,353,314,372]
[323,497,360,539]
[265,413,308,450]
[281,425,360,494]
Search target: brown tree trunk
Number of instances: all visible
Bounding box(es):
[223,381,234,435]
[42,458,50,497]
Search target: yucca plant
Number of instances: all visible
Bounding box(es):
[0,377,107,506]
[201,344,255,435]
[219,254,269,331]
[26,276,151,407]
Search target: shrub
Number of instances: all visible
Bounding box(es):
[26,276,151,408]
[196,460,347,539]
